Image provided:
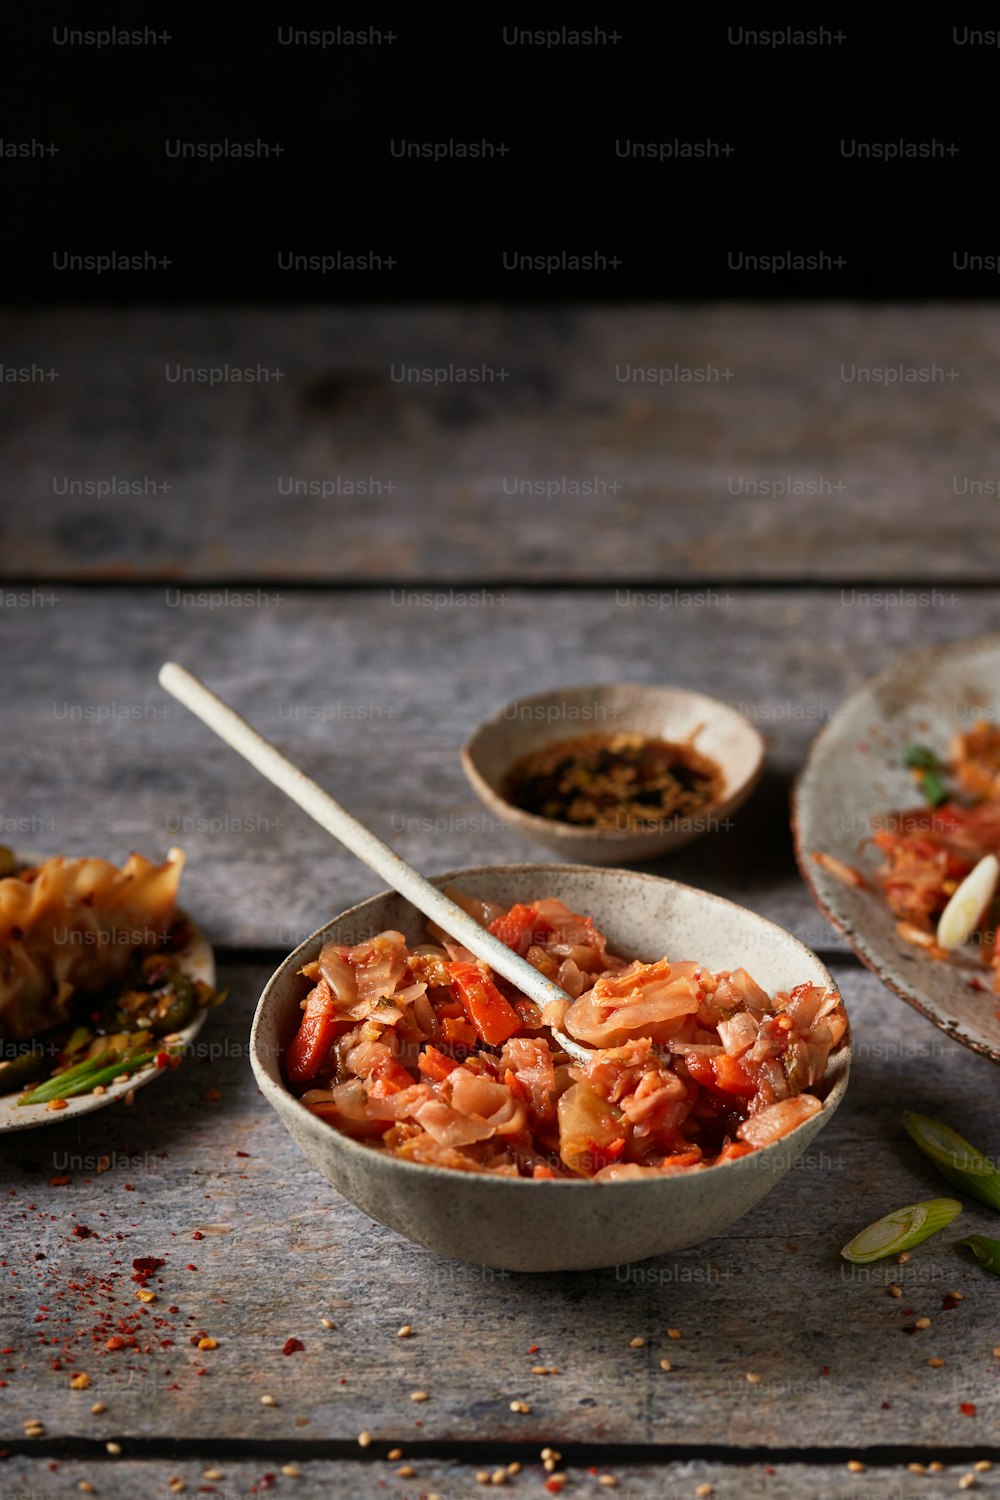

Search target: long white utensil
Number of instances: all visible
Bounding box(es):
[158,663,589,1061]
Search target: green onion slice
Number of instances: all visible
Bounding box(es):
[840,1198,962,1263]
[960,1235,1000,1275]
[903,743,940,771]
[919,769,948,807]
[17,1049,115,1105]
[18,1047,155,1107]
[903,1111,1000,1210]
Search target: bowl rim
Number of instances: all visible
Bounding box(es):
[251,862,851,1191]
[460,682,766,846]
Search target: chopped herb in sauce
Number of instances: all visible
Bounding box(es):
[501,733,723,831]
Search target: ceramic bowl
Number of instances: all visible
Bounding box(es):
[461,684,765,864]
[794,632,1000,1064]
[251,865,850,1271]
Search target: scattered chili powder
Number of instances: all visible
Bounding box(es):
[282,1338,304,1356]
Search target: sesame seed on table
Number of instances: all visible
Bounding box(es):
[2,307,1000,1499]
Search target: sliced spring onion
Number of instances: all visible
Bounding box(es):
[18,1048,155,1107]
[903,743,939,771]
[919,769,947,807]
[960,1235,1000,1275]
[840,1198,962,1263]
[17,1049,115,1105]
[936,854,1000,950]
[904,1111,1000,1209]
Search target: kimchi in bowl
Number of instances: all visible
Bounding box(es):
[251,866,850,1271]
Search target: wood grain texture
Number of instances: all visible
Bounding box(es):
[3,957,999,1449]
[0,587,997,949]
[4,1456,997,1500]
[2,306,1000,581]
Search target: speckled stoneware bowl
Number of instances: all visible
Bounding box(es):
[794,632,1000,1064]
[251,865,850,1271]
[461,684,765,865]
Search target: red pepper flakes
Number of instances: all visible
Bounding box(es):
[545,1481,565,1495]
[960,1402,977,1417]
[132,1257,165,1282]
[942,1294,962,1311]
[192,1232,204,1241]
[282,1338,304,1356]
[72,1226,93,1238]
[529,1344,539,1354]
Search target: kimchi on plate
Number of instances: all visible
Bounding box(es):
[813,725,1000,989]
[283,889,846,1180]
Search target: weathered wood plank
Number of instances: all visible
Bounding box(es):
[2,306,999,581]
[3,958,999,1448]
[1,587,998,949]
[3,1455,995,1500]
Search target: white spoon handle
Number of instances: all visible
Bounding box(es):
[158,662,586,1055]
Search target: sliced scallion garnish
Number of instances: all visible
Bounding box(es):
[840,1198,962,1263]
[17,1048,115,1105]
[901,744,948,805]
[903,1111,1000,1210]
[919,769,947,807]
[960,1235,1000,1275]
[18,1047,156,1107]
[903,743,939,771]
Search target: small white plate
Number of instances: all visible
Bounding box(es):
[1,892,216,1132]
[793,634,1000,1065]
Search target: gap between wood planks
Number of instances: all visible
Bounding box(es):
[3,1439,1000,1467]
[2,576,1000,593]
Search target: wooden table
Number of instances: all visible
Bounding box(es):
[2,308,999,1500]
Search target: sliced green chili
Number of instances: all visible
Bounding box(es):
[903,1111,1000,1211]
[0,1049,49,1094]
[903,744,939,771]
[840,1198,962,1264]
[960,1235,1000,1275]
[918,769,948,807]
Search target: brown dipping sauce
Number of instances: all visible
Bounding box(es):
[501,732,724,831]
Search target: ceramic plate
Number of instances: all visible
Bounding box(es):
[1,864,216,1131]
[793,634,1000,1063]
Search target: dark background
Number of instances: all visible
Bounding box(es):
[3,9,989,301]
